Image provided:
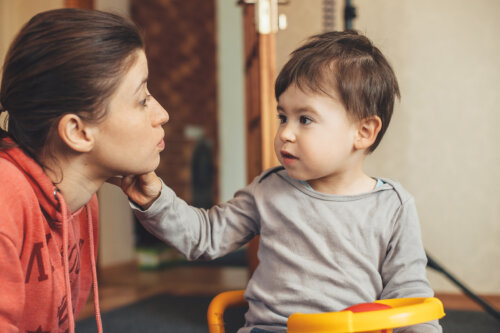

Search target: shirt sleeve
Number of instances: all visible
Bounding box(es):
[380,197,442,333]
[131,180,260,260]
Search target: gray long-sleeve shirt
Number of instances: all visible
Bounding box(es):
[132,167,442,332]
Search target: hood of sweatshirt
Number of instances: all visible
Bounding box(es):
[0,138,102,333]
[0,139,65,225]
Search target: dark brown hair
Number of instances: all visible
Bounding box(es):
[0,8,144,160]
[275,30,400,152]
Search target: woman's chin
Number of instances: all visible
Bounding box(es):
[120,166,159,178]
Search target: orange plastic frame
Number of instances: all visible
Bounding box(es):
[207,290,445,333]
[208,290,247,333]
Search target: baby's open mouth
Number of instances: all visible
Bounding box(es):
[281,151,298,159]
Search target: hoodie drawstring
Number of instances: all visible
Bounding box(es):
[56,190,102,333]
[86,205,103,333]
[57,191,76,333]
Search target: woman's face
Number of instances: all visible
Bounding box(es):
[88,49,169,179]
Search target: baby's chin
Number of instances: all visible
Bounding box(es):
[281,168,310,181]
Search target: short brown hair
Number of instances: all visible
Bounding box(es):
[0,8,144,160]
[275,30,400,152]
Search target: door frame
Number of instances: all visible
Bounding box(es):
[241,0,280,273]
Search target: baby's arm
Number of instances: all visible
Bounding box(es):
[380,197,442,333]
[126,176,261,261]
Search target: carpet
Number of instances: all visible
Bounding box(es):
[76,294,244,333]
[77,293,500,333]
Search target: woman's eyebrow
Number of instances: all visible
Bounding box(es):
[134,77,148,95]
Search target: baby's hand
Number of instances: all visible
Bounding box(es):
[107,172,162,210]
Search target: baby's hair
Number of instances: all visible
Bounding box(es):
[275,30,400,152]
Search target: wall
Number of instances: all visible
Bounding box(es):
[276,0,327,70]
[356,0,500,294]
[216,0,246,202]
[1,0,64,125]
[276,0,500,295]
[0,0,63,64]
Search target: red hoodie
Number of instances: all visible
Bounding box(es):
[0,141,102,333]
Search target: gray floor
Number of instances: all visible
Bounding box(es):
[76,293,500,333]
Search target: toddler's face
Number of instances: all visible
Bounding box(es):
[274,83,359,184]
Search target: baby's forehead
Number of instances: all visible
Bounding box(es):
[278,81,347,115]
[294,75,341,101]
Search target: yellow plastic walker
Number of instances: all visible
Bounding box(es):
[207,290,445,333]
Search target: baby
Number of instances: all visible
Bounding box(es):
[115,30,441,333]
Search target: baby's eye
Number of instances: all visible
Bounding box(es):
[278,114,287,124]
[300,116,312,124]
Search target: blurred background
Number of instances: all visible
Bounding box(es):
[1,0,499,322]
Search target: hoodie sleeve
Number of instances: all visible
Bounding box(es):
[0,234,24,333]
[0,162,27,332]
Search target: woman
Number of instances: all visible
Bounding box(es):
[0,8,168,332]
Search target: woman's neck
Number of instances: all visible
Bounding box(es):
[42,155,104,212]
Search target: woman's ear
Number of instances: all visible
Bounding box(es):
[57,114,96,152]
[354,116,382,151]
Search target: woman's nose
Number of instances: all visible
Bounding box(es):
[153,98,169,126]
[159,106,169,125]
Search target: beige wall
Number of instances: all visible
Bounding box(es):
[276,0,326,69]
[0,0,63,134]
[358,0,500,294]
[95,0,129,16]
[0,0,63,65]
[277,0,500,295]
[217,0,246,201]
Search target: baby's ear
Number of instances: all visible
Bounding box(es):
[57,114,96,153]
[354,116,382,151]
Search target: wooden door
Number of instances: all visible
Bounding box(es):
[64,0,94,9]
[240,0,281,274]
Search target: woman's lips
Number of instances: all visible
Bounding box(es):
[158,139,165,150]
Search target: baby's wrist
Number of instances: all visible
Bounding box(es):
[138,176,162,210]
[139,190,161,210]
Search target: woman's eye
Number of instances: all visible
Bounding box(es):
[300,116,312,124]
[141,94,151,107]
[278,114,287,124]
